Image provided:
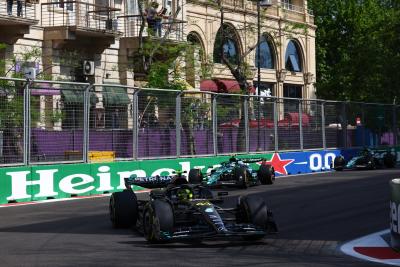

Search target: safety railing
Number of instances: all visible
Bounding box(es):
[41,1,120,31]
[0,77,398,166]
[117,14,186,42]
[0,0,36,19]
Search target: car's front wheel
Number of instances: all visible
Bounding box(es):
[234,167,249,189]
[143,200,174,242]
[237,195,276,240]
[258,165,275,185]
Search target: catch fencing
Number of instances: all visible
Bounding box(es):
[0,77,398,166]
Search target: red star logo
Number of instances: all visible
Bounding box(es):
[264,153,294,175]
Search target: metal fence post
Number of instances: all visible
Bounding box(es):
[321,101,326,150]
[132,90,139,159]
[83,84,92,163]
[393,104,398,146]
[212,95,217,156]
[361,103,366,147]
[342,102,348,148]
[244,96,249,153]
[176,92,181,157]
[274,99,278,152]
[299,99,303,151]
[24,80,31,165]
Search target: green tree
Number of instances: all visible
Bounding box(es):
[308,0,400,103]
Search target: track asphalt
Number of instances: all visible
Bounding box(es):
[0,168,399,266]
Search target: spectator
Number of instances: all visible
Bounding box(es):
[7,0,22,16]
[145,2,162,37]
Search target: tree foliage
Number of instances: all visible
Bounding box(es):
[308,0,400,103]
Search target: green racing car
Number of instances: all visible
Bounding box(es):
[187,156,275,188]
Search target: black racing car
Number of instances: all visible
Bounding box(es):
[333,148,397,171]
[187,156,275,188]
[109,172,278,243]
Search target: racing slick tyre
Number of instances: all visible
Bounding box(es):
[333,156,345,171]
[384,153,396,168]
[188,168,203,184]
[234,167,249,189]
[238,196,270,240]
[367,158,377,170]
[109,190,138,228]
[258,165,275,185]
[143,200,174,243]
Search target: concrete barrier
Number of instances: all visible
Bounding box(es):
[390,178,400,250]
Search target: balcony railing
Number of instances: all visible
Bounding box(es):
[41,1,120,32]
[222,0,244,9]
[0,0,36,20]
[117,14,186,42]
[280,1,313,15]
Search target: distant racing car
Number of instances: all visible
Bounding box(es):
[187,156,275,188]
[332,148,397,171]
[109,172,278,243]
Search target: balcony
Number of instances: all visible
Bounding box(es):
[118,14,187,76]
[41,1,121,52]
[118,14,186,44]
[0,0,38,44]
[279,1,314,23]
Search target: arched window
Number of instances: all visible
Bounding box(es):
[187,32,204,61]
[187,32,204,87]
[213,24,240,64]
[285,40,302,72]
[255,36,274,69]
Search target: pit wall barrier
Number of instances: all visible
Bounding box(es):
[1,147,399,204]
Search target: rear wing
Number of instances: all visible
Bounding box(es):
[124,175,174,189]
[241,158,265,164]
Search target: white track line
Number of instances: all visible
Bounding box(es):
[0,190,151,208]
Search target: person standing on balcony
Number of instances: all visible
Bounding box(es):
[145,1,162,37]
[7,0,22,16]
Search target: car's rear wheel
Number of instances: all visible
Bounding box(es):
[333,156,345,171]
[384,153,396,168]
[109,190,138,228]
[143,200,174,242]
[234,167,249,189]
[188,168,203,184]
[258,165,275,185]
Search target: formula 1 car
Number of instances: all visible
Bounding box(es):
[109,172,278,243]
[187,156,275,188]
[332,148,397,171]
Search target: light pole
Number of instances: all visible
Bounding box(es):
[257,0,261,151]
[256,0,272,151]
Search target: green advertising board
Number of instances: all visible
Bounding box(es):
[0,154,273,204]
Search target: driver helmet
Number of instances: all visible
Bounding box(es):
[229,156,237,163]
[177,187,193,201]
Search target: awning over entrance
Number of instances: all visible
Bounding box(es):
[61,84,97,105]
[102,86,130,106]
[200,80,219,92]
[200,79,256,94]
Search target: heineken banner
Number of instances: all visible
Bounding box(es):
[0,150,348,204]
